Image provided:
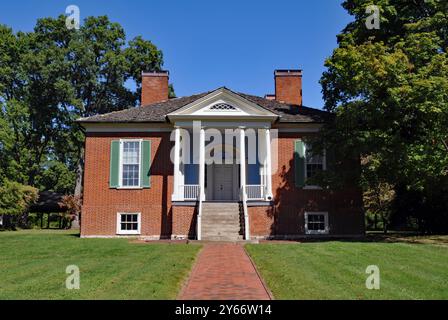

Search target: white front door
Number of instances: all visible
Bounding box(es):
[214,165,234,200]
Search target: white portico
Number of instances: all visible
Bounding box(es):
[168,88,277,204]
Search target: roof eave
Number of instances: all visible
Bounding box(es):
[167,114,278,123]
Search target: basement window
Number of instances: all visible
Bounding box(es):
[116,213,141,235]
[305,212,329,235]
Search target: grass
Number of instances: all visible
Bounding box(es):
[0,229,201,300]
[246,237,448,300]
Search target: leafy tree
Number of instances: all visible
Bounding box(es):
[0,15,169,196]
[317,0,448,232]
[58,194,82,229]
[0,179,38,228]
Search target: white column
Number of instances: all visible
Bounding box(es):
[239,128,246,191]
[199,127,205,201]
[264,128,273,200]
[172,127,181,201]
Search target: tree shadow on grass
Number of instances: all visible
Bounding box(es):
[262,232,448,246]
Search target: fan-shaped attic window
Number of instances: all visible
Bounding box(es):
[209,103,237,111]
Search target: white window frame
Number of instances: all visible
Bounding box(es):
[116,212,141,235]
[305,211,329,235]
[118,139,143,189]
[304,143,326,190]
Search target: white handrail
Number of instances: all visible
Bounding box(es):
[197,186,203,240]
[240,186,250,240]
[246,184,264,200]
[180,184,200,200]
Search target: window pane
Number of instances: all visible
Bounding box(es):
[307,214,326,231]
[306,163,323,179]
[120,214,140,232]
[123,142,140,164]
[123,164,139,186]
[122,141,140,187]
[305,144,324,179]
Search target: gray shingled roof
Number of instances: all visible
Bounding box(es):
[77,88,330,124]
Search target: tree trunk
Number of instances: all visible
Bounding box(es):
[74,147,84,197]
[374,213,378,230]
[381,213,388,234]
[72,147,84,230]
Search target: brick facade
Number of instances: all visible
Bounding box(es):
[81,132,173,238]
[81,131,364,239]
[247,133,364,238]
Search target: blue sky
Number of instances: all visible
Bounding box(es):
[0,0,352,109]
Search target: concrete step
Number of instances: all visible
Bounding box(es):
[202,202,240,205]
[202,205,240,209]
[201,235,243,241]
[202,215,239,223]
[200,202,242,242]
[202,229,241,235]
[202,225,240,230]
[202,222,240,227]
[202,210,239,214]
[202,228,241,234]
[203,230,241,235]
[202,223,240,229]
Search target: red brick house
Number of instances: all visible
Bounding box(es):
[78,69,364,240]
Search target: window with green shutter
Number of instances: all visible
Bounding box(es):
[294,140,306,188]
[109,139,151,189]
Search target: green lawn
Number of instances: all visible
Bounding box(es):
[0,230,201,299]
[246,239,448,300]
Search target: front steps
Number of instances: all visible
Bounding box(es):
[201,202,244,241]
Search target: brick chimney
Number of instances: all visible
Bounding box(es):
[141,71,169,105]
[274,69,302,106]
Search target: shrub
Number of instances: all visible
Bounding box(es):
[0,179,38,228]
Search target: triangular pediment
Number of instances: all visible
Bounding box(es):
[167,88,278,121]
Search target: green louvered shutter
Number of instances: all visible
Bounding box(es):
[294,140,306,188]
[141,140,151,188]
[110,140,120,188]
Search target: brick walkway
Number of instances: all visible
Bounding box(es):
[178,243,272,300]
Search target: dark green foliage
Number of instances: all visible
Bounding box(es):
[317,0,448,232]
[0,15,168,195]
